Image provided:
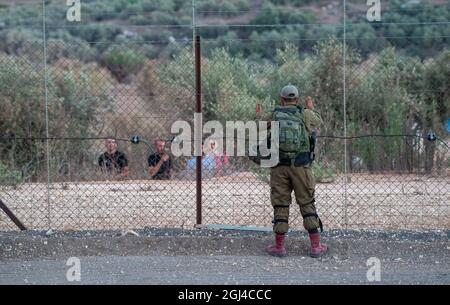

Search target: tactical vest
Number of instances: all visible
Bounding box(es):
[272,105,310,161]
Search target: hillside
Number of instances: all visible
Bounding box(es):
[0,0,448,60]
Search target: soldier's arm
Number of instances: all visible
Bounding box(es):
[255,106,272,121]
[303,96,323,131]
[255,103,273,130]
[260,113,272,122]
[304,109,323,131]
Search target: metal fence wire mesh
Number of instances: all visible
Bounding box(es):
[0,0,448,232]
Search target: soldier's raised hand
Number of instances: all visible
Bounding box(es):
[305,96,314,110]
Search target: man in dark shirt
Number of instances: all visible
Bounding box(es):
[98,138,129,177]
[148,139,172,180]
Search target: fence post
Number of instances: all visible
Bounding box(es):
[195,35,202,226]
[42,0,51,230]
[343,0,349,229]
[0,199,27,231]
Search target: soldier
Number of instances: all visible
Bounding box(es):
[262,85,327,258]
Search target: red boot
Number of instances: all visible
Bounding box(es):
[309,232,328,258]
[266,233,287,257]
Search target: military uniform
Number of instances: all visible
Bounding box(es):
[270,106,323,234]
[259,85,328,258]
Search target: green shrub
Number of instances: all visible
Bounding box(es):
[249,160,336,184]
[46,38,97,63]
[69,24,122,44]
[101,46,147,81]
[0,30,42,60]
[0,163,22,186]
[251,1,314,28]
[0,55,114,180]
[312,160,337,183]
[150,11,180,25]
[249,163,270,184]
[196,0,239,16]
[141,0,175,12]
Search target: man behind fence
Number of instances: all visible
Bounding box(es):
[148,139,172,180]
[263,84,327,258]
[98,137,129,178]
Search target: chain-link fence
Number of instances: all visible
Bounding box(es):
[0,0,448,232]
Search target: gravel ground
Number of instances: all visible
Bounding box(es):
[1,173,448,231]
[0,228,449,285]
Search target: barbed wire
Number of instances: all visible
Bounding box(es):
[1,133,448,149]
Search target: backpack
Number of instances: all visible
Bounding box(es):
[272,105,310,160]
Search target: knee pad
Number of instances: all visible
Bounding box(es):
[303,214,320,231]
[300,201,323,232]
[273,220,289,234]
[273,205,290,234]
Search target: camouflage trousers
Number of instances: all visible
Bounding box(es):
[270,165,322,234]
